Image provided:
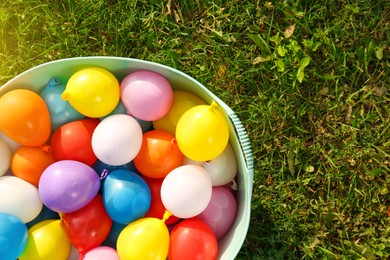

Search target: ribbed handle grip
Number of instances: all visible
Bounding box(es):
[229,113,254,176]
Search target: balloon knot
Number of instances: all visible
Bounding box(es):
[209,100,219,111]
[61,92,71,101]
[100,169,109,180]
[41,145,52,153]
[59,212,63,221]
[231,179,238,191]
[48,77,60,87]
[169,138,177,148]
[202,160,211,167]
[162,210,172,223]
[78,252,85,260]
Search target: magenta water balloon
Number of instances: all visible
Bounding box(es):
[196,186,237,240]
[39,160,100,213]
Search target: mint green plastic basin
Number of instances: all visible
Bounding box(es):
[0,57,253,259]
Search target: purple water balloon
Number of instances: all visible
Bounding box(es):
[38,160,100,213]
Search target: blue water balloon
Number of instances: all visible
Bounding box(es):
[103,169,151,224]
[40,77,85,131]
[0,212,28,260]
[93,160,138,192]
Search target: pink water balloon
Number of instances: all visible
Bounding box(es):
[84,246,120,260]
[196,186,237,240]
[120,71,173,121]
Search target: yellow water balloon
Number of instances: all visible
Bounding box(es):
[176,101,229,161]
[62,67,120,118]
[117,217,169,260]
[19,219,70,260]
[153,90,205,135]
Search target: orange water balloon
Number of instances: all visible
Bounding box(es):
[11,146,55,187]
[134,130,184,179]
[0,89,51,146]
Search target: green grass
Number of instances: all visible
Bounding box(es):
[1,0,389,258]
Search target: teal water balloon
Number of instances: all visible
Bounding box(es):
[134,117,153,133]
[0,212,28,260]
[102,221,127,248]
[26,205,59,229]
[98,101,153,133]
[100,100,127,120]
[40,77,85,131]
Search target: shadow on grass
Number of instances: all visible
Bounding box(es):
[237,203,298,259]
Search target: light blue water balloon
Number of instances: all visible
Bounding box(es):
[40,77,85,131]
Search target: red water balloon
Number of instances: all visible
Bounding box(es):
[51,119,98,165]
[169,219,218,260]
[61,194,112,257]
[144,177,180,225]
